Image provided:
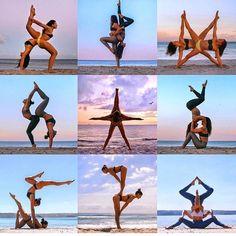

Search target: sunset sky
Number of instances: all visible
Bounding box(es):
[78,75,157,125]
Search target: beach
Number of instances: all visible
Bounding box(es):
[0,147,77,154]
[78,227,157,233]
[159,227,236,233]
[0,69,78,75]
[79,66,157,75]
[0,228,77,233]
[157,146,236,154]
[157,59,236,75]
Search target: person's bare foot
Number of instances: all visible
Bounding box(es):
[9,193,16,199]
[67,180,75,185]
[38,171,44,178]
[34,81,39,90]
[202,80,208,87]
[30,5,36,19]
[189,85,194,92]
[32,144,37,149]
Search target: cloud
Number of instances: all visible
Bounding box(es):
[129,167,155,180]
[83,167,100,179]
[0,34,5,44]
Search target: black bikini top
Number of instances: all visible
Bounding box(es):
[42,29,53,38]
[199,132,208,137]
[184,38,190,50]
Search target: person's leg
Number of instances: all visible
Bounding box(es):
[121,16,134,28]
[112,88,120,113]
[167,217,194,229]
[25,171,44,184]
[200,182,214,204]
[102,124,116,150]
[26,6,40,39]
[182,131,193,148]
[35,86,49,117]
[26,116,40,147]
[200,216,227,228]
[183,132,207,149]
[186,86,205,111]
[117,123,131,150]
[120,166,127,195]
[113,195,121,229]
[183,14,199,42]
[179,183,195,204]
[177,49,199,67]
[100,36,118,53]
[38,180,74,188]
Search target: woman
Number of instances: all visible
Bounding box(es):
[102,165,127,195]
[90,88,143,150]
[113,188,143,229]
[22,85,40,149]
[19,5,58,72]
[167,11,227,68]
[34,82,57,148]
[25,171,74,227]
[10,193,48,229]
[100,0,134,67]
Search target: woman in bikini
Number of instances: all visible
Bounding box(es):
[102,165,127,195]
[167,11,227,68]
[33,82,57,148]
[25,171,74,227]
[10,193,48,229]
[113,188,143,229]
[19,5,58,72]
[22,85,40,149]
[90,88,143,150]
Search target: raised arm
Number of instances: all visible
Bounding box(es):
[110,171,121,183]
[90,114,112,121]
[120,197,134,213]
[32,19,50,30]
[121,114,143,121]
[26,88,36,106]
[178,14,185,63]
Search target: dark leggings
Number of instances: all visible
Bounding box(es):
[169,216,226,229]
[118,5,134,28]
[186,87,205,111]
[26,115,40,145]
[182,132,207,149]
[35,88,49,117]
[179,182,214,206]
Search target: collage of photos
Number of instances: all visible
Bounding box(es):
[0,0,236,235]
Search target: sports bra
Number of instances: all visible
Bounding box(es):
[208,40,213,50]
[113,165,123,172]
[119,194,132,201]
[191,211,204,217]
[184,39,190,50]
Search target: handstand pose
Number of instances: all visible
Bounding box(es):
[19,5,58,72]
[167,11,227,68]
[90,88,143,150]
[22,85,40,149]
[25,171,74,227]
[102,165,127,195]
[10,193,48,229]
[34,82,57,148]
[113,189,143,229]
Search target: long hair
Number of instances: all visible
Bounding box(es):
[46,20,56,27]
[17,54,30,69]
[219,40,227,56]
[166,42,177,56]
[205,117,212,135]
[110,15,118,30]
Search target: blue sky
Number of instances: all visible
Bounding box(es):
[78,0,157,60]
[0,155,77,213]
[78,155,157,214]
[157,0,236,41]
[158,155,236,210]
[158,75,236,141]
[0,0,77,59]
[0,76,77,142]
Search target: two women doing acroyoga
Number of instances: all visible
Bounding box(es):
[22,82,57,148]
[90,88,143,150]
[166,177,231,229]
[100,0,134,67]
[10,172,74,229]
[182,80,212,149]
[102,165,143,229]
[18,5,58,72]
[167,11,227,68]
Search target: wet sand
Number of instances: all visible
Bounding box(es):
[78,227,157,233]
[0,227,77,233]
[0,69,78,75]
[79,66,157,75]
[157,146,236,154]
[0,147,77,154]
[157,59,236,75]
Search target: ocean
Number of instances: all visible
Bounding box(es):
[157,41,236,60]
[0,141,76,148]
[0,216,77,228]
[0,59,77,70]
[78,213,157,229]
[78,60,156,67]
[78,125,157,148]
[158,140,236,148]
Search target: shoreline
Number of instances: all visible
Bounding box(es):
[78,66,157,75]
[78,227,157,233]
[158,227,236,233]
[0,69,78,75]
[157,146,236,154]
[0,227,77,233]
[157,59,236,75]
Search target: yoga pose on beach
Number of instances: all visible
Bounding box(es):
[34,82,57,148]
[90,88,143,150]
[22,86,40,149]
[113,188,143,229]
[166,11,227,68]
[25,171,74,227]
[10,193,48,229]
[19,5,58,72]
[102,165,127,195]
[100,0,134,67]
[182,81,212,149]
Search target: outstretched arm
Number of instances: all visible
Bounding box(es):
[90,114,112,121]
[213,16,223,67]
[178,14,185,64]
[120,197,134,214]
[199,180,214,203]
[121,114,143,121]
[110,171,121,183]
[32,19,50,30]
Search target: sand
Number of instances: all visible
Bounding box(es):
[79,66,157,75]
[157,59,236,75]
[0,227,77,233]
[78,227,157,233]
[0,69,78,75]
[157,146,236,154]
[0,147,77,154]
[159,226,236,233]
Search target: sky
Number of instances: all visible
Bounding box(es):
[0,76,77,142]
[158,75,236,141]
[0,0,77,59]
[78,75,157,125]
[158,155,236,211]
[78,0,157,60]
[78,155,157,214]
[157,0,236,41]
[0,155,77,213]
